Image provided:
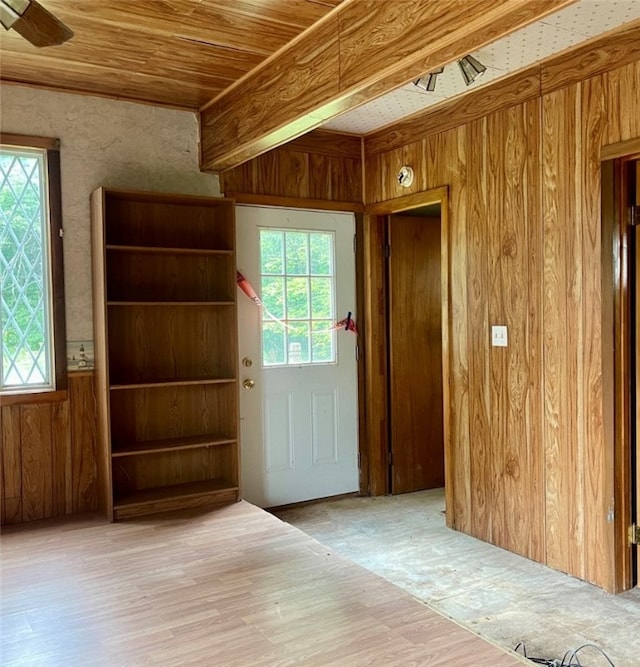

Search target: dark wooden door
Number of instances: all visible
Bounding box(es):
[387,214,444,494]
[634,161,639,585]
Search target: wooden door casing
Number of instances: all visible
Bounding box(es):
[387,214,444,494]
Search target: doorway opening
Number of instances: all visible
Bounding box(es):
[385,204,445,494]
[360,186,452,518]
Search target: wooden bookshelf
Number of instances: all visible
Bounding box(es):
[91,188,239,520]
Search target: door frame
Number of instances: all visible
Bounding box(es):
[601,149,639,592]
[230,194,368,500]
[361,187,453,520]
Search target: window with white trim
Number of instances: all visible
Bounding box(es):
[1,135,66,394]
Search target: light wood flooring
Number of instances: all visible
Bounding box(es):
[0,501,527,666]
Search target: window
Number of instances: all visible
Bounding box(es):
[1,135,66,394]
[260,229,336,366]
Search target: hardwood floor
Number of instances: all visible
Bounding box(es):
[0,501,526,666]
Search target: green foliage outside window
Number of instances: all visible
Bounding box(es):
[260,229,336,366]
[0,148,51,388]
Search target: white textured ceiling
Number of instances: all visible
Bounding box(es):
[322,0,640,135]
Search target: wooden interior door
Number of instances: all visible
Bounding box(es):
[387,214,444,494]
[635,161,639,585]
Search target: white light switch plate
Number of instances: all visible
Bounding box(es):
[491,325,508,347]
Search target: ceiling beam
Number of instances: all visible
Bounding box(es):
[199,0,576,172]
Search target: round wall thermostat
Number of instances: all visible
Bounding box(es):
[397,165,414,187]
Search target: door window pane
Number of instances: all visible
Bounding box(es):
[260,229,335,366]
[261,276,285,319]
[285,277,309,319]
[262,321,286,365]
[261,230,284,274]
[310,233,332,275]
[310,277,331,319]
[285,232,308,275]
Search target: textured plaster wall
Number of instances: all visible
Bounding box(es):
[1,84,220,342]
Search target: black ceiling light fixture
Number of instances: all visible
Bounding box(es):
[457,54,486,86]
[413,67,444,92]
[413,54,487,93]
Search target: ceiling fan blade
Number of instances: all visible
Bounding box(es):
[0,0,73,47]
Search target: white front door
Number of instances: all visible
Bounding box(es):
[236,205,358,508]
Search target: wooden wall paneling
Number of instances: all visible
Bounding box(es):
[579,75,614,590]
[256,151,281,196]
[21,404,53,522]
[364,152,383,204]
[330,156,362,203]
[442,128,471,532]
[500,102,541,559]
[465,116,492,544]
[221,131,363,205]
[365,65,541,157]
[51,398,70,517]
[1,406,22,523]
[284,131,362,159]
[541,21,640,97]
[565,84,586,583]
[275,150,309,198]
[542,85,582,578]
[400,140,427,196]
[0,406,2,522]
[605,60,640,146]
[362,214,388,495]
[69,374,99,514]
[383,148,405,203]
[308,153,332,200]
[486,109,507,550]
[524,99,546,565]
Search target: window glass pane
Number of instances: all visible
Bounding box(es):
[261,230,284,275]
[310,233,332,275]
[310,277,332,319]
[261,276,285,319]
[288,322,310,364]
[286,277,309,319]
[0,147,52,389]
[311,321,334,363]
[258,228,336,367]
[285,232,308,275]
[262,321,286,366]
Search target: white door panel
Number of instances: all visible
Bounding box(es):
[236,205,358,508]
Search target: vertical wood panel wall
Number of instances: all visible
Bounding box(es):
[363,58,640,592]
[219,130,363,204]
[1,373,98,524]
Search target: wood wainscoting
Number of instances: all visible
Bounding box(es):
[1,373,98,525]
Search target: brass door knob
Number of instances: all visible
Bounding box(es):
[242,379,255,389]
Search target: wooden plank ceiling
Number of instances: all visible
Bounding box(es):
[0,0,343,110]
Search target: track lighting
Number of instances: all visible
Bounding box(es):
[457,55,486,86]
[413,67,444,92]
